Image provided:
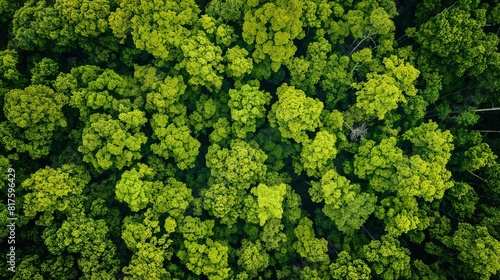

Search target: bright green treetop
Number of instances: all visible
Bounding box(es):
[293,217,329,263]
[22,165,89,220]
[228,84,271,138]
[42,212,119,278]
[242,0,304,72]
[236,240,270,279]
[269,84,323,143]
[206,139,267,188]
[408,6,498,80]
[330,251,371,280]
[121,211,173,279]
[176,31,224,91]
[250,183,287,226]
[300,130,338,177]
[109,0,200,60]
[54,0,111,37]
[178,216,215,241]
[150,119,201,170]
[1,84,67,159]
[150,177,193,218]
[354,56,420,120]
[361,234,412,280]
[78,112,147,172]
[202,182,241,226]
[115,163,155,212]
[224,46,253,78]
[441,223,500,280]
[177,238,231,280]
[310,169,376,233]
[0,49,21,85]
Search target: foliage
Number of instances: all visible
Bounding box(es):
[293,217,329,263]
[228,84,271,138]
[250,183,287,226]
[361,234,412,279]
[78,112,147,172]
[2,0,500,279]
[269,83,323,143]
[1,85,67,158]
[242,0,304,73]
[22,165,89,220]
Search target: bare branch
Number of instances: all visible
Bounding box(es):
[467,170,488,182]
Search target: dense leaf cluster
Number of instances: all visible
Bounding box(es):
[1,0,500,279]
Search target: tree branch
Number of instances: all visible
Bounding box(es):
[467,170,487,182]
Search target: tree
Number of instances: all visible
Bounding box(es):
[30,57,59,86]
[451,223,500,279]
[78,112,147,172]
[375,195,425,237]
[202,182,242,227]
[320,54,353,109]
[228,84,271,138]
[150,177,193,218]
[109,0,200,61]
[269,84,323,143]
[353,56,420,120]
[330,251,371,280]
[354,137,404,193]
[206,0,246,22]
[150,119,201,170]
[209,117,232,144]
[242,0,304,73]
[236,240,270,278]
[250,183,287,226]
[178,216,215,242]
[54,0,111,38]
[287,37,331,96]
[323,193,377,235]
[444,182,478,219]
[67,67,144,120]
[205,139,267,188]
[177,238,231,280]
[402,121,454,165]
[115,163,156,212]
[123,241,170,280]
[410,260,446,280]
[300,130,338,177]
[189,94,220,134]
[116,163,193,216]
[355,122,454,202]
[11,0,113,54]
[224,46,253,79]
[408,5,498,81]
[139,67,186,115]
[22,165,90,221]
[12,1,75,51]
[361,234,412,280]
[12,255,78,280]
[309,169,376,233]
[176,31,224,91]
[0,49,22,85]
[293,217,329,263]
[354,72,400,120]
[42,212,120,278]
[1,85,67,159]
[260,218,287,251]
[202,140,268,226]
[11,255,44,280]
[121,210,173,279]
[460,142,497,171]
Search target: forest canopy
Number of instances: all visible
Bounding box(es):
[1,0,500,279]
